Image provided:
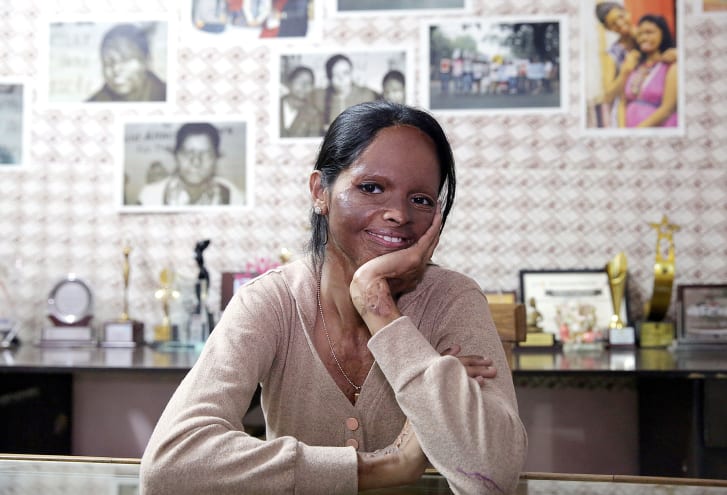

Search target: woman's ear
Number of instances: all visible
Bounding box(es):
[309,170,327,213]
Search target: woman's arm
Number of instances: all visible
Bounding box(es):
[638,62,678,128]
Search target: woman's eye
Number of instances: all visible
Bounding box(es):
[412,195,435,207]
[359,183,382,193]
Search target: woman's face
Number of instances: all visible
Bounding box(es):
[290,71,314,100]
[330,59,353,94]
[604,8,632,37]
[637,20,663,55]
[324,125,441,275]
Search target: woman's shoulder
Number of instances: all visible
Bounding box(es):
[420,264,483,294]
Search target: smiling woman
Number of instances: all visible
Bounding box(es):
[140,101,527,495]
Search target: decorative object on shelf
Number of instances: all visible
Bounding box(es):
[220,249,293,311]
[101,246,145,347]
[519,269,624,351]
[639,215,680,347]
[676,284,727,347]
[187,239,214,344]
[0,261,21,348]
[40,274,96,347]
[606,252,635,346]
[153,268,180,344]
[519,296,554,347]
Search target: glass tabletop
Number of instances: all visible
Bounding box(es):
[2,455,726,494]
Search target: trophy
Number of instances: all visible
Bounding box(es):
[606,252,635,346]
[154,268,180,344]
[187,240,214,343]
[639,215,679,347]
[102,246,145,347]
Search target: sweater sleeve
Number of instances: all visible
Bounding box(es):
[139,276,359,495]
[367,280,527,495]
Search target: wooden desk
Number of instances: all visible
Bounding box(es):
[2,455,727,494]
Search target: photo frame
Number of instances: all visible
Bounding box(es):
[117,115,254,212]
[0,77,31,169]
[580,0,684,136]
[272,45,413,141]
[421,15,568,115]
[694,0,727,15]
[519,269,628,342]
[183,0,322,44]
[39,14,174,106]
[220,272,260,311]
[328,0,471,16]
[676,284,727,345]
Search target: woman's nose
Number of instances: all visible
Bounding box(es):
[382,197,409,224]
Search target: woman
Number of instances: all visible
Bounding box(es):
[312,54,380,131]
[280,65,323,138]
[140,101,527,494]
[622,14,678,128]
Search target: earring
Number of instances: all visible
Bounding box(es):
[314,205,322,215]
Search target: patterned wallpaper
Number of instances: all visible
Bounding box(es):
[1,0,726,343]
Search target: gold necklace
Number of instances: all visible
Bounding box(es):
[316,277,371,399]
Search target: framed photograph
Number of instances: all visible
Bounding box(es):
[40,15,174,105]
[694,0,727,15]
[0,77,31,169]
[272,46,413,140]
[519,269,627,342]
[328,0,470,16]
[183,0,322,44]
[220,271,260,311]
[117,115,254,212]
[677,285,727,345]
[580,0,684,136]
[421,15,567,114]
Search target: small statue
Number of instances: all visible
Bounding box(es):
[526,297,544,333]
[190,239,214,341]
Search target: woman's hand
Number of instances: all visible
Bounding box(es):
[442,344,497,386]
[357,419,427,491]
[350,205,443,335]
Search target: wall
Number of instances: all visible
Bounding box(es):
[1,0,726,343]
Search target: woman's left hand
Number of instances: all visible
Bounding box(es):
[442,344,497,386]
[350,205,443,335]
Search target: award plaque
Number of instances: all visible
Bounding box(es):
[40,274,97,347]
[101,246,145,347]
[606,252,635,346]
[640,216,679,347]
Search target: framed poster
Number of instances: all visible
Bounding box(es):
[329,0,470,16]
[519,269,628,342]
[677,284,727,345]
[0,78,31,168]
[580,0,684,135]
[272,46,412,140]
[118,115,254,212]
[422,15,567,114]
[40,15,174,106]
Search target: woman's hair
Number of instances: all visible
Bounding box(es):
[174,123,221,156]
[308,100,456,267]
[382,69,405,88]
[101,23,150,57]
[323,54,354,125]
[637,14,675,60]
[595,2,622,26]
[286,65,314,86]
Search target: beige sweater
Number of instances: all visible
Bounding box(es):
[140,259,527,494]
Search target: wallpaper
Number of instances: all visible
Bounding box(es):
[0,0,725,343]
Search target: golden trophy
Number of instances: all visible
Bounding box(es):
[639,215,679,347]
[606,252,635,346]
[154,268,180,344]
[102,246,145,347]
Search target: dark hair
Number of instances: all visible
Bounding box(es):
[382,70,405,89]
[287,65,314,85]
[101,23,150,57]
[323,54,354,124]
[637,14,675,60]
[595,2,622,26]
[308,100,456,267]
[174,123,221,156]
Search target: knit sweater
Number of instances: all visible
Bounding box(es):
[140,259,527,494]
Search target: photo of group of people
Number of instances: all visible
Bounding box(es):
[582,0,683,134]
[425,18,564,113]
[276,49,409,139]
[190,0,316,40]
